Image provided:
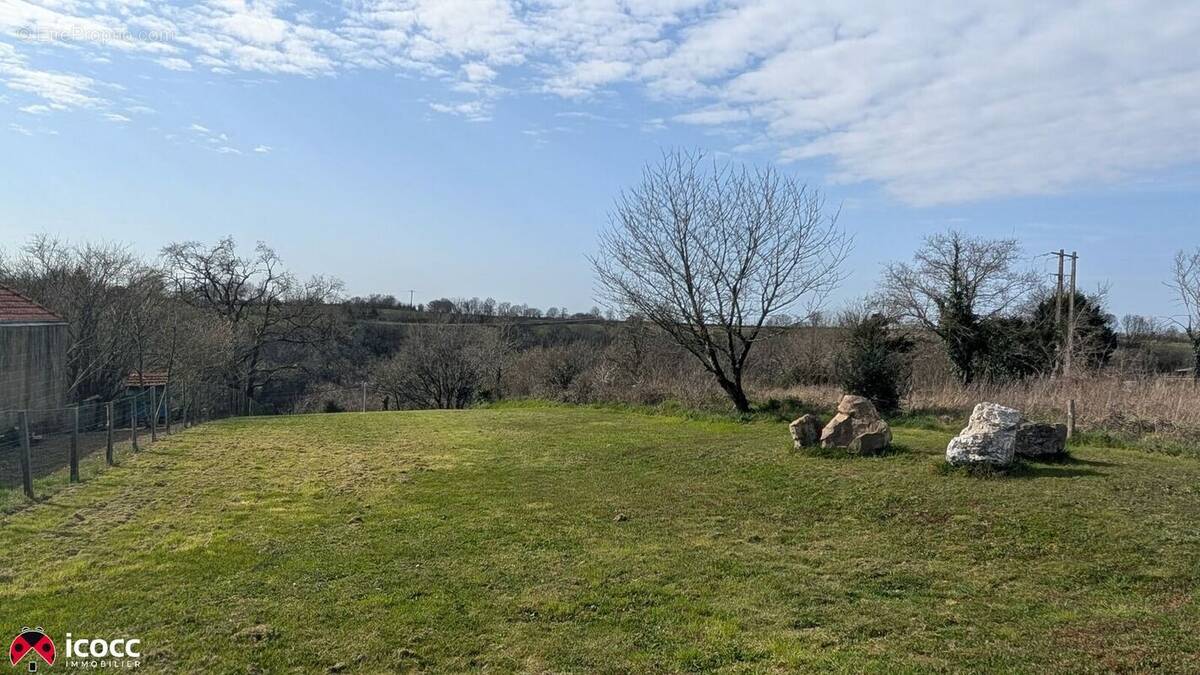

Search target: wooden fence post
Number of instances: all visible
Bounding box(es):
[69,406,80,483]
[150,387,158,442]
[106,401,115,465]
[18,410,34,500]
[1067,399,1077,439]
[164,384,171,434]
[131,396,139,451]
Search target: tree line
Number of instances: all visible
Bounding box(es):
[347,294,606,321]
[591,150,1200,413]
[0,235,342,415]
[3,150,1198,417]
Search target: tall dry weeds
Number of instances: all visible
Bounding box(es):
[763,376,1200,438]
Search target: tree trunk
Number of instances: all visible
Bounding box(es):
[1192,340,1200,382]
[716,375,751,413]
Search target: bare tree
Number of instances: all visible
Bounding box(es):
[1168,248,1200,379]
[476,321,516,399]
[881,230,1038,384]
[161,237,342,411]
[125,268,171,385]
[0,235,160,399]
[592,150,849,412]
[374,322,496,409]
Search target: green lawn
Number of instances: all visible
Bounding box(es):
[2,405,1198,672]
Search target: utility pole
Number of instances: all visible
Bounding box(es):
[1066,250,1077,378]
[1049,249,1078,377]
[408,290,415,309]
[1050,248,1080,437]
[1055,248,1065,327]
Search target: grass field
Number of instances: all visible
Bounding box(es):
[2,404,1198,672]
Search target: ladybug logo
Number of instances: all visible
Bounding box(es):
[9,627,55,670]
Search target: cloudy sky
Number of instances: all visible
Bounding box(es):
[1,0,1198,318]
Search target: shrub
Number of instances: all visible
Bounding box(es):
[835,313,914,414]
[374,323,503,409]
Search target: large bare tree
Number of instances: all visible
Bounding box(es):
[1168,248,1200,379]
[591,150,849,412]
[374,321,496,409]
[162,237,342,411]
[0,235,162,400]
[880,230,1038,384]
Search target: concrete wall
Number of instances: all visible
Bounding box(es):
[0,322,68,412]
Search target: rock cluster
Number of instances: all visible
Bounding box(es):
[815,395,892,454]
[789,397,1067,467]
[946,402,1067,467]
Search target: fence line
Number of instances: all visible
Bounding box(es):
[0,380,405,507]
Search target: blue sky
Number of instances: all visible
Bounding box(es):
[1,1,1198,320]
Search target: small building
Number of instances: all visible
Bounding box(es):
[0,283,68,412]
[125,370,170,423]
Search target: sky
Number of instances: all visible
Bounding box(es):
[1,1,1198,321]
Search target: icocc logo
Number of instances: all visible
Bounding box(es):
[9,627,143,671]
[64,633,142,659]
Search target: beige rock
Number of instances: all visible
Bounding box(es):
[837,394,876,417]
[820,395,892,453]
[820,412,857,447]
[788,413,822,449]
[849,428,891,454]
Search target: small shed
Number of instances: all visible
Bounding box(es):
[125,370,170,422]
[0,283,68,412]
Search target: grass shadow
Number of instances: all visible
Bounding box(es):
[936,460,1023,479]
[937,457,1107,480]
[1028,452,1117,468]
[793,442,912,460]
[1014,464,1106,479]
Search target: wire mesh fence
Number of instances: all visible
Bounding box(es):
[0,394,145,506]
[0,380,404,509]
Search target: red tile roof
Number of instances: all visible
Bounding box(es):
[126,371,170,387]
[0,283,65,323]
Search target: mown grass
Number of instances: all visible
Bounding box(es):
[0,435,140,513]
[1,405,1198,672]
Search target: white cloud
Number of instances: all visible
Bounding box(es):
[546,59,633,97]
[8,122,32,135]
[19,104,50,114]
[157,57,193,72]
[429,99,491,121]
[1,1,1197,203]
[103,112,131,123]
[253,144,271,153]
[182,120,247,154]
[0,0,171,53]
[462,61,496,83]
[700,2,1200,204]
[0,42,104,108]
[674,107,751,126]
